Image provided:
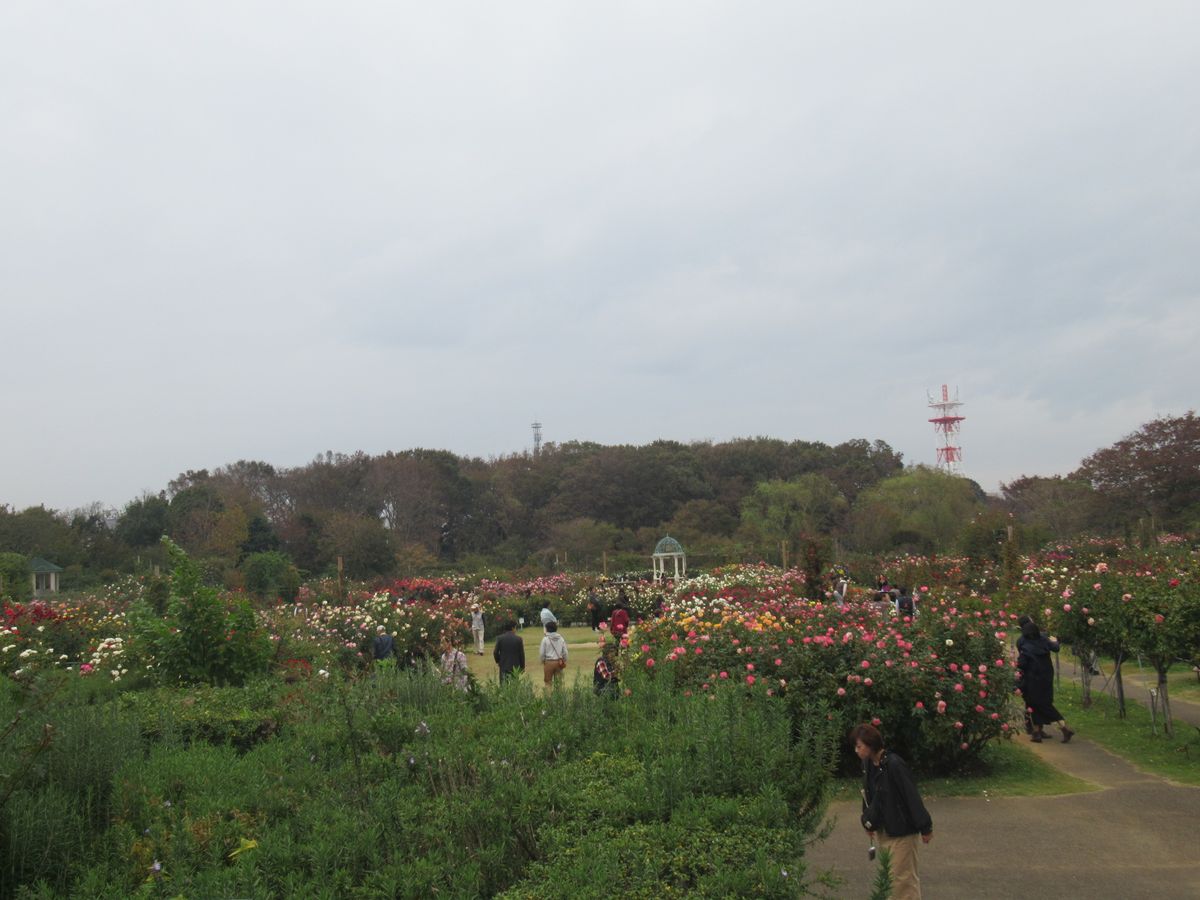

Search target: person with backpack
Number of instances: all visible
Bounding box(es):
[539,621,568,688]
[895,587,916,618]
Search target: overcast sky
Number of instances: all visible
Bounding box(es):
[3,2,1198,514]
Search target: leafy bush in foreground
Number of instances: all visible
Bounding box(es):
[3,669,837,898]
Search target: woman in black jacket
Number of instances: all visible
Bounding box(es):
[853,723,932,900]
[1017,618,1075,743]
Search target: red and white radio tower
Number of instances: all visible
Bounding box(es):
[927,384,965,473]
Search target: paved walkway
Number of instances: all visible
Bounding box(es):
[804,733,1200,898]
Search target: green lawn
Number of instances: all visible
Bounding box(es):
[466,624,602,692]
[1091,655,1200,701]
[834,739,1095,801]
[1056,680,1200,785]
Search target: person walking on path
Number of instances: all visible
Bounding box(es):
[853,723,932,900]
[470,604,486,655]
[539,601,558,632]
[539,621,568,687]
[1017,617,1075,743]
[493,620,525,682]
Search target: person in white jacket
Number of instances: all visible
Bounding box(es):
[539,621,568,687]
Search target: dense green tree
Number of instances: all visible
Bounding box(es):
[167,482,226,554]
[320,512,394,578]
[115,495,171,548]
[241,550,301,601]
[0,506,80,566]
[738,474,847,561]
[278,512,326,575]
[848,466,986,553]
[240,514,281,556]
[825,439,905,505]
[68,504,126,573]
[0,552,29,600]
[544,517,628,568]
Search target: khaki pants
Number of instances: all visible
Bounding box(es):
[878,832,921,899]
[472,628,484,654]
[543,660,564,686]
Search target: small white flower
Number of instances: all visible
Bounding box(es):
[945,639,954,647]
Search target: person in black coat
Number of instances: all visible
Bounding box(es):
[1017,618,1075,743]
[853,723,932,900]
[492,620,526,682]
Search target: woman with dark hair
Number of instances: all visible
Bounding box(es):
[852,723,932,900]
[1017,619,1075,743]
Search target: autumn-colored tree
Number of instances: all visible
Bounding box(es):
[1000,475,1102,540]
[1075,412,1200,531]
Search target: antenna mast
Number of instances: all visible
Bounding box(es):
[927,385,965,473]
[531,420,543,458]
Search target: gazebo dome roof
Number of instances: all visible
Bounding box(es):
[653,536,684,555]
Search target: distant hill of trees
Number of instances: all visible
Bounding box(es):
[2,413,1197,592]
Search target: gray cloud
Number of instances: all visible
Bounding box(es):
[2,2,1198,511]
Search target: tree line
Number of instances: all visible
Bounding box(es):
[1,413,1197,591]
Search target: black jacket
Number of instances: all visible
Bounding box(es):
[1017,634,1058,705]
[861,751,932,838]
[493,631,525,678]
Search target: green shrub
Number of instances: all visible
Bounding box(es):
[242,552,301,602]
[126,540,272,687]
[7,667,837,897]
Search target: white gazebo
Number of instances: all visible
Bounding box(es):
[651,535,686,582]
[30,557,63,596]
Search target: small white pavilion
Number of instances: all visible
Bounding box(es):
[651,536,686,582]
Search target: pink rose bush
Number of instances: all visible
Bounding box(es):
[622,583,1016,772]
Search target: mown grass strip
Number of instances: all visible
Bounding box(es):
[1054,679,1200,786]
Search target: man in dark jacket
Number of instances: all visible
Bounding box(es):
[493,620,525,682]
[372,626,395,661]
[853,723,932,900]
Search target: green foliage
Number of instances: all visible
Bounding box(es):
[126,539,271,687]
[115,495,170,549]
[118,681,283,750]
[849,466,986,554]
[240,552,300,602]
[0,553,30,601]
[1,673,142,897]
[5,669,836,898]
[739,474,848,562]
[868,847,893,900]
